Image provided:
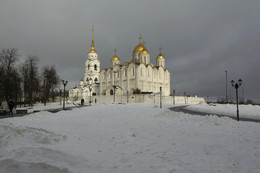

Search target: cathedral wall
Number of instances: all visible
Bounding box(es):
[68,94,206,105]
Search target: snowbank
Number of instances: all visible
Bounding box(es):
[0,103,259,173]
[185,104,260,120]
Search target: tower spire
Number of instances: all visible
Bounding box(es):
[143,40,146,46]
[159,47,163,54]
[138,34,143,44]
[89,25,97,53]
[114,48,117,56]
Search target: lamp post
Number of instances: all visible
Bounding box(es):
[113,71,117,103]
[160,87,162,108]
[62,80,68,110]
[225,70,228,103]
[89,87,92,106]
[231,79,242,121]
[127,90,129,103]
[59,89,62,106]
[173,90,175,105]
[184,92,186,104]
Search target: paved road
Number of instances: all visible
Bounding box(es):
[169,106,260,123]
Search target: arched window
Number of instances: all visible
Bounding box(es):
[110,89,113,95]
[86,78,89,81]
[131,67,134,76]
[88,64,90,70]
[95,78,98,82]
[94,64,97,71]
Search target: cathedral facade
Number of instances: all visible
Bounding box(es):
[69,27,171,101]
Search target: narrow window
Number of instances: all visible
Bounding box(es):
[94,64,97,71]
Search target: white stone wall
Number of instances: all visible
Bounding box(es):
[69,94,206,105]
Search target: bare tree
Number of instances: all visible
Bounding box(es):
[20,55,40,105]
[0,48,20,100]
[41,65,60,104]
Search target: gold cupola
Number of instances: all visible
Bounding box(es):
[88,25,97,53]
[140,40,149,54]
[133,34,146,53]
[157,47,165,59]
[111,48,120,61]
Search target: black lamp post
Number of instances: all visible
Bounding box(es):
[173,90,175,105]
[231,79,242,121]
[184,91,186,104]
[59,89,62,106]
[113,71,117,103]
[89,87,92,106]
[160,87,162,108]
[62,80,68,110]
[88,78,94,106]
[225,70,228,103]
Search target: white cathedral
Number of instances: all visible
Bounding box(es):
[69,27,171,101]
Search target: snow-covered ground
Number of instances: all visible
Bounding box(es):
[14,102,77,114]
[185,104,260,120]
[0,103,259,173]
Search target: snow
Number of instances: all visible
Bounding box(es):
[185,103,260,120]
[14,102,77,114]
[0,103,260,173]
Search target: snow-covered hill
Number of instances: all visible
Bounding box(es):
[0,103,259,173]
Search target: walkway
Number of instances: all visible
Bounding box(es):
[169,106,260,123]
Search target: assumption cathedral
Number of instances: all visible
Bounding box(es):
[69,27,171,101]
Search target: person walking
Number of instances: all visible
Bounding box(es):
[8,100,14,116]
[81,99,84,106]
[1,99,9,115]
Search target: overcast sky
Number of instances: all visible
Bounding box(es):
[0,0,259,99]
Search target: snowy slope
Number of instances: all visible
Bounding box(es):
[0,103,259,173]
[185,104,260,120]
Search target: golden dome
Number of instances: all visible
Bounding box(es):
[157,54,165,59]
[111,55,120,61]
[88,47,97,53]
[157,47,165,59]
[133,34,148,53]
[111,48,120,61]
[134,43,145,52]
[140,47,149,54]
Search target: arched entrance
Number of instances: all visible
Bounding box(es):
[110,89,113,95]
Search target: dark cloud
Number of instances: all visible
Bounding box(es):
[0,0,259,100]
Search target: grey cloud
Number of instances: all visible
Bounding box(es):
[0,0,259,100]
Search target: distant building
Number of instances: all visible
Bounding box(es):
[69,26,171,101]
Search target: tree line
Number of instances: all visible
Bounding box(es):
[0,48,61,105]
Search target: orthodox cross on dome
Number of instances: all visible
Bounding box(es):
[159,47,163,54]
[114,48,117,56]
[143,40,146,46]
[91,25,95,48]
[138,34,143,43]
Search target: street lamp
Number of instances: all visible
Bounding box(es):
[62,80,68,110]
[59,89,62,106]
[88,78,93,106]
[160,87,162,108]
[184,91,186,104]
[225,70,228,103]
[231,79,242,121]
[112,71,122,103]
[89,87,92,106]
[173,90,175,105]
